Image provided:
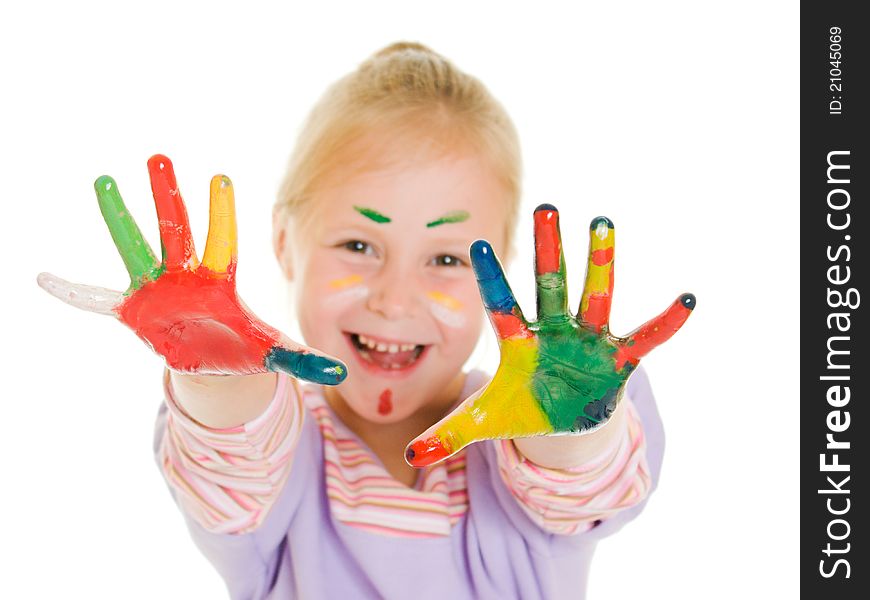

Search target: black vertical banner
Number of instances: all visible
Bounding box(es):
[802,3,868,597]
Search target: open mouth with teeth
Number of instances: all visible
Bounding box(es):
[346,332,428,372]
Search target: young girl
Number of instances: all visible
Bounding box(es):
[39,42,692,599]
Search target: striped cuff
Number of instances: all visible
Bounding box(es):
[158,372,303,534]
[495,398,651,535]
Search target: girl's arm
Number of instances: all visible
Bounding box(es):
[495,394,651,535]
[37,155,344,536]
[158,371,305,534]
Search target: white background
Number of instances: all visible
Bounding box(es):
[2,1,798,598]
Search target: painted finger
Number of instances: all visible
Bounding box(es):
[200,175,238,278]
[147,154,197,271]
[579,216,615,332]
[94,175,161,289]
[405,387,484,467]
[533,204,568,320]
[470,240,531,340]
[614,293,696,370]
[404,377,553,468]
[36,272,122,316]
[264,335,347,385]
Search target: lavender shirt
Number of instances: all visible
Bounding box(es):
[154,366,664,599]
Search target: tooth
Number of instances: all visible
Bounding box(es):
[359,334,368,345]
[376,342,388,352]
[388,343,399,353]
[367,339,376,349]
[400,344,411,351]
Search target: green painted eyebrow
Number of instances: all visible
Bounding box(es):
[426,210,470,228]
[353,206,391,223]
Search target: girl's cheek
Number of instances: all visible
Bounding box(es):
[304,249,371,308]
[425,267,484,333]
[324,274,370,306]
[426,290,467,329]
[425,278,481,334]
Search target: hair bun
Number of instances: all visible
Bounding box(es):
[373,41,435,58]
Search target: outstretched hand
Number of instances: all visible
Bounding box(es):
[38,155,346,384]
[405,204,695,467]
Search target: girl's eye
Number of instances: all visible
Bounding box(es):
[343,240,374,255]
[431,254,466,267]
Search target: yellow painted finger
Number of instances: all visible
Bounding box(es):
[579,216,615,331]
[201,175,238,276]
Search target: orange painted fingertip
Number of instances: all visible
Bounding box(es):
[405,436,451,467]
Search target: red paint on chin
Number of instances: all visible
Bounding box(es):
[405,436,450,467]
[534,210,561,274]
[378,389,393,415]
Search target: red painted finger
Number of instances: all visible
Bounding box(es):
[614,293,696,370]
[533,204,568,319]
[147,154,197,271]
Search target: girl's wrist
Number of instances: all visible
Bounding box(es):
[168,369,279,429]
[511,400,628,470]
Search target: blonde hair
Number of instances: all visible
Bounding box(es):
[276,41,522,253]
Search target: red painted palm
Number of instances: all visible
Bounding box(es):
[38,155,346,383]
[405,205,695,467]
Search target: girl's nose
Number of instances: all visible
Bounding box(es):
[366,266,421,321]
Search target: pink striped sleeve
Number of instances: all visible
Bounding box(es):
[495,397,651,535]
[157,372,303,535]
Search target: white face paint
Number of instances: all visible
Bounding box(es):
[324,275,370,306]
[428,300,466,328]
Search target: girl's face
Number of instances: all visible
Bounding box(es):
[277,147,509,425]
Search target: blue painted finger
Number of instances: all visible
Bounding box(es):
[470,240,521,315]
[265,347,347,385]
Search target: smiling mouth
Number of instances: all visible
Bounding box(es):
[347,332,427,372]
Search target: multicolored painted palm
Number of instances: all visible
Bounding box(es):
[37,155,346,383]
[405,204,695,467]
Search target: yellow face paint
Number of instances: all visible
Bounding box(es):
[426,290,463,310]
[426,290,466,328]
[330,274,364,289]
[325,274,368,305]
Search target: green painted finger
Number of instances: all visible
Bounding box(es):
[533,204,568,320]
[94,175,161,290]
